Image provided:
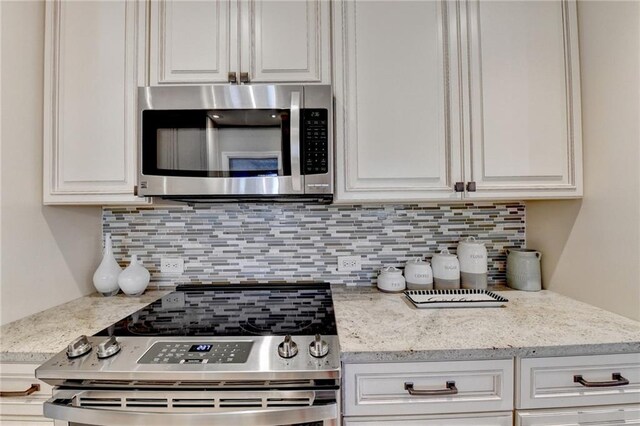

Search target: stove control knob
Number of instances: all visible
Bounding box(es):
[277,335,298,358]
[309,334,329,358]
[97,336,121,359]
[66,335,92,359]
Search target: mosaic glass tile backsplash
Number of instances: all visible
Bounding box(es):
[103,202,525,286]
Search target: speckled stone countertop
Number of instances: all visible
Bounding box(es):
[332,286,640,362]
[2,286,639,365]
[0,290,169,363]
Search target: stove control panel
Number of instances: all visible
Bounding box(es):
[138,341,253,364]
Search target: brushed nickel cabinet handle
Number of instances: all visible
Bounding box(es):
[574,373,630,388]
[0,383,40,397]
[404,381,458,396]
[228,72,238,84]
[239,72,249,84]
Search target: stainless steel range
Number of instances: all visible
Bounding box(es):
[36,283,340,426]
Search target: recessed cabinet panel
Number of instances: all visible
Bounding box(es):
[59,2,127,183]
[333,0,461,202]
[43,0,144,204]
[246,0,329,83]
[464,0,582,198]
[150,0,231,84]
[516,405,640,426]
[344,412,513,425]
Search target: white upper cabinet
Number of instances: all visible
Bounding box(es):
[333,0,583,203]
[462,0,583,199]
[333,0,462,202]
[150,1,231,84]
[43,0,148,205]
[150,0,331,85]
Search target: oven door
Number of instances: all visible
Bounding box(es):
[45,388,339,426]
[139,85,307,198]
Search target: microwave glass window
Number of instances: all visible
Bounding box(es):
[143,110,291,178]
[228,157,279,177]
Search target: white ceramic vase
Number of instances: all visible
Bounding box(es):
[92,233,121,297]
[118,254,150,296]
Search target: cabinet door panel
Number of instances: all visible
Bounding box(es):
[333,0,462,202]
[150,0,231,84]
[516,405,640,426]
[43,0,144,204]
[344,412,513,425]
[245,0,329,83]
[463,0,582,199]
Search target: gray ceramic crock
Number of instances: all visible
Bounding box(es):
[506,249,542,291]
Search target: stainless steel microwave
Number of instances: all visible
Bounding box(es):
[137,85,333,201]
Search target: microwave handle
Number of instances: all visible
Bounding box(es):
[290,91,302,192]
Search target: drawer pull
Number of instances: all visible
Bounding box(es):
[404,381,458,396]
[0,383,40,397]
[573,373,630,388]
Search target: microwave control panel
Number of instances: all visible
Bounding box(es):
[302,109,329,175]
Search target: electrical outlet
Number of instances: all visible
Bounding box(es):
[161,292,185,309]
[337,255,361,272]
[160,257,184,274]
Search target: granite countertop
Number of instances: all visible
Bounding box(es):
[0,290,169,363]
[332,286,640,362]
[2,286,639,365]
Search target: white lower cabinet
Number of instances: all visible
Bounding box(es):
[344,411,513,425]
[0,363,53,425]
[516,405,640,426]
[343,359,514,424]
[515,353,640,425]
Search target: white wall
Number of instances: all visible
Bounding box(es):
[0,1,102,325]
[527,1,640,321]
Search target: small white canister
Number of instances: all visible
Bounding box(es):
[404,258,433,290]
[457,236,488,290]
[377,266,406,293]
[431,249,460,290]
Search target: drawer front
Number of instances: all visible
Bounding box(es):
[0,363,53,418]
[518,353,640,409]
[344,359,514,416]
[344,411,513,425]
[516,404,640,426]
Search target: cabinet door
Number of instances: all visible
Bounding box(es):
[43,0,147,204]
[516,405,640,426]
[344,411,513,425]
[241,0,330,83]
[333,0,462,203]
[150,0,232,84]
[462,0,582,199]
[0,362,53,424]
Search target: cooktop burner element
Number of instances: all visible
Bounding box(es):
[95,283,337,337]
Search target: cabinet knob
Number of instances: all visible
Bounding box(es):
[239,72,250,84]
[454,182,465,193]
[466,181,477,192]
[228,72,238,84]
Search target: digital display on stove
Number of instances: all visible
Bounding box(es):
[189,344,212,352]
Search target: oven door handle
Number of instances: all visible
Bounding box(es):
[290,91,303,192]
[44,399,337,426]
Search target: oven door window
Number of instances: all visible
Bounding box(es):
[142,109,291,178]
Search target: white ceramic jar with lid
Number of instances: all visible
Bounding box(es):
[431,249,460,290]
[457,236,488,290]
[404,258,433,290]
[377,266,406,293]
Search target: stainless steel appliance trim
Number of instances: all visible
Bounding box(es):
[44,398,337,426]
[290,91,302,192]
[36,335,341,385]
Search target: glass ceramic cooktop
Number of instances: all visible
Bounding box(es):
[95,283,337,337]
